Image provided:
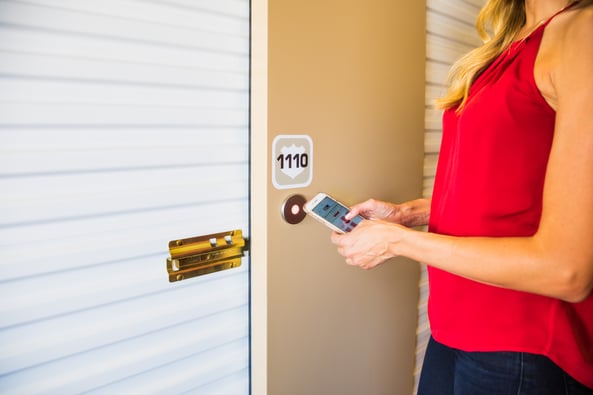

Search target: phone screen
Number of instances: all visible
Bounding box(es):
[311,196,363,233]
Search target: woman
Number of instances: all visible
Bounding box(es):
[330,0,593,393]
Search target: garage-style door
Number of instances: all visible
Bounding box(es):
[0,1,251,393]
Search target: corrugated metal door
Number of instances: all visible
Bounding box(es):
[0,0,251,393]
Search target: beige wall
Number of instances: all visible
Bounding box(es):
[263,0,426,394]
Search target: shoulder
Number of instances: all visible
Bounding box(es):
[544,3,593,54]
[551,3,593,59]
[534,4,593,109]
[548,4,593,98]
[562,3,593,49]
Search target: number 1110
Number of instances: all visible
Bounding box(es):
[276,153,309,169]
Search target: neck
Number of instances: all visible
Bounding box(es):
[524,0,573,26]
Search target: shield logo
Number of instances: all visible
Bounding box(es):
[272,134,313,190]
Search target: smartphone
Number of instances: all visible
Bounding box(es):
[304,192,364,233]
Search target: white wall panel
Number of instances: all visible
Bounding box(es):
[427,0,480,25]
[427,10,482,47]
[0,0,251,393]
[427,34,475,64]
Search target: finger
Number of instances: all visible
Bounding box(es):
[330,231,344,245]
[335,245,347,257]
[344,207,360,220]
[346,199,379,220]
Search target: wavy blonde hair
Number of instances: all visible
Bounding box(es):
[436,0,589,110]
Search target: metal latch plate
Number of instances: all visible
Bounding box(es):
[166,229,247,282]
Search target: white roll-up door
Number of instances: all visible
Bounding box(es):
[0,0,251,393]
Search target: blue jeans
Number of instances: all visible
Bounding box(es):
[418,336,593,395]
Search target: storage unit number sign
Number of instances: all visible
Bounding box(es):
[272,135,313,190]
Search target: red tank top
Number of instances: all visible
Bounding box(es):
[428,4,593,388]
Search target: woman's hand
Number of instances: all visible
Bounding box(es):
[331,198,429,270]
[346,198,431,228]
[344,199,398,221]
[330,220,407,270]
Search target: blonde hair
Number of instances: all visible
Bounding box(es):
[436,0,526,110]
[436,0,591,111]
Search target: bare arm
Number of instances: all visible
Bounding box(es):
[332,8,593,303]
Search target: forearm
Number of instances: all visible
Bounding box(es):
[396,228,590,302]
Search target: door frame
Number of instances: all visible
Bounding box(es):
[250,0,268,393]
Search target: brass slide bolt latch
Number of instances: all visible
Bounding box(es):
[166,229,248,282]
